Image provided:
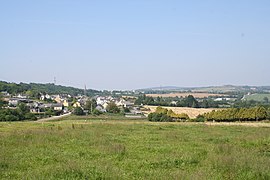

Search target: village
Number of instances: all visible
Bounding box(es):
[0,91,143,119]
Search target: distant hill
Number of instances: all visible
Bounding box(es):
[137,85,270,94]
[243,93,270,102]
[0,81,100,96]
[137,86,186,91]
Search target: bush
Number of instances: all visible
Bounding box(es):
[5,115,19,121]
[267,108,270,120]
[149,107,189,122]
[123,107,130,113]
[191,115,205,122]
[73,107,84,116]
[45,108,56,116]
[106,102,120,114]
[92,109,102,115]
[0,108,27,121]
[148,112,172,122]
[24,113,37,121]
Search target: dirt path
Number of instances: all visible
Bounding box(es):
[204,121,270,127]
[36,112,71,122]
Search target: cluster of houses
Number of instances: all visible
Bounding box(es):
[1,91,142,116]
[95,96,141,114]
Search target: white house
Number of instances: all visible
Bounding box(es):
[96,105,106,113]
[51,103,63,111]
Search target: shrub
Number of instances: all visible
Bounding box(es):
[92,109,102,115]
[73,107,84,116]
[24,113,37,121]
[148,112,172,122]
[5,115,19,121]
[106,102,120,114]
[191,114,205,122]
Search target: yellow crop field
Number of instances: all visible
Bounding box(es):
[146,93,225,98]
[143,105,216,118]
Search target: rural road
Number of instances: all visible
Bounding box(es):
[36,112,71,122]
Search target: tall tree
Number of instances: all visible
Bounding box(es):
[106,102,120,113]
[84,99,97,113]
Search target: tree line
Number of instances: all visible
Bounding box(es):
[135,94,221,108]
[0,103,36,121]
[0,81,100,97]
[148,106,269,122]
[135,94,270,109]
[204,106,268,122]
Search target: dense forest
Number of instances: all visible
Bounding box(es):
[0,81,100,97]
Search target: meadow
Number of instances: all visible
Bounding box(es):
[0,115,270,179]
[243,93,270,102]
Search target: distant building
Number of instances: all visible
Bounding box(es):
[62,100,70,107]
[214,98,231,101]
[73,102,81,107]
[54,95,62,103]
[96,105,106,113]
[1,91,10,97]
[51,103,63,111]
[8,98,32,106]
[171,101,178,105]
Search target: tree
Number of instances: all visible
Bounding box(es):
[193,114,205,122]
[73,107,84,116]
[204,107,267,122]
[134,95,155,105]
[106,102,120,113]
[5,115,19,121]
[267,108,270,120]
[0,94,5,109]
[123,107,130,113]
[255,106,267,120]
[18,103,29,114]
[185,95,199,107]
[155,106,168,114]
[148,112,172,122]
[200,100,209,108]
[84,99,97,113]
[263,97,269,104]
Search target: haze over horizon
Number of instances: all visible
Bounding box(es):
[1,1,270,90]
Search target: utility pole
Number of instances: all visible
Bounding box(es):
[91,103,93,114]
[54,77,56,85]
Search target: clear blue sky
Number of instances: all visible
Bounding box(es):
[1,0,270,90]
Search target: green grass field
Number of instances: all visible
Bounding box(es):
[0,115,270,179]
[244,93,270,102]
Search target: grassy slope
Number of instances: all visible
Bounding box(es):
[244,93,270,102]
[0,116,270,179]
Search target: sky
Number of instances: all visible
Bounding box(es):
[0,0,270,90]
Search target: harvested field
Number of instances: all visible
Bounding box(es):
[143,105,216,118]
[146,92,225,98]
